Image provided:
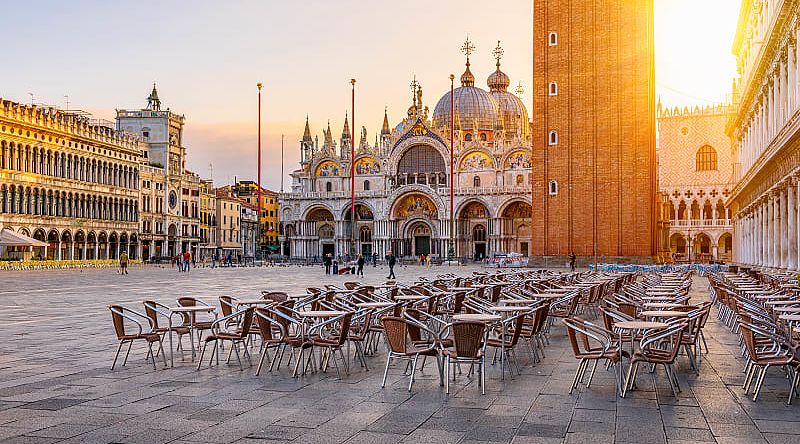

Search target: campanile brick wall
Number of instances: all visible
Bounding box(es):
[531,0,658,259]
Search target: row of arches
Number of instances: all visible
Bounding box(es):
[0,184,138,222]
[669,232,733,261]
[667,199,729,222]
[4,226,138,260]
[0,140,138,189]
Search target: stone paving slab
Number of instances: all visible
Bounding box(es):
[1,265,799,443]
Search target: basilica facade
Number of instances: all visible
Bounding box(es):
[279,43,533,261]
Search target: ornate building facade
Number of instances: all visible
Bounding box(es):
[531,0,658,262]
[729,0,800,270]
[117,86,201,260]
[658,104,734,262]
[0,99,142,260]
[279,41,533,261]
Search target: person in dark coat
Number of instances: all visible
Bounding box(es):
[569,251,577,272]
[387,251,396,279]
[357,254,365,276]
[324,254,332,275]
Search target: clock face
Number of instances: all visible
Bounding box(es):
[169,190,177,209]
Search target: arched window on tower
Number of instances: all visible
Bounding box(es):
[473,176,481,187]
[549,32,558,46]
[696,145,717,171]
[548,180,558,196]
[464,133,473,142]
[363,180,370,191]
[548,131,558,146]
[549,81,558,96]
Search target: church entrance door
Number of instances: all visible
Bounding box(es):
[414,236,430,256]
[474,243,486,260]
[322,243,334,258]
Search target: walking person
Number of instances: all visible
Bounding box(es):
[184,251,192,272]
[387,251,396,279]
[372,251,378,267]
[324,253,332,275]
[332,259,339,275]
[118,251,129,275]
[357,254,365,277]
[569,251,577,272]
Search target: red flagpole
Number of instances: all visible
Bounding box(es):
[257,83,263,251]
[449,74,455,260]
[351,79,356,257]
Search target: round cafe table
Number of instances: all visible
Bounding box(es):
[355,302,394,309]
[640,310,689,319]
[643,303,684,309]
[453,313,501,323]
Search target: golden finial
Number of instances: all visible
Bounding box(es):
[514,81,524,97]
[492,40,504,67]
[460,35,476,63]
[257,82,263,91]
[410,75,419,95]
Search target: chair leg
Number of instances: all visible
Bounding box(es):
[158,340,168,368]
[753,364,770,401]
[436,355,444,387]
[233,342,243,371]
[122,341,133,366]
[622,361,638,398]
[381,355,391,388]
[788,368,799,406]
[481,357,486,395]
[196,341,208,370]
[445,356,451,394]
[570,360,586,394]
[586,360,599,388]
[408,355,419,392]
[111,341,124,370]
[256,347,271,376]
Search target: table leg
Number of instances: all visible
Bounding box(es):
[168,317,174,367]
[189,317,196,361]
[501,321,506,380]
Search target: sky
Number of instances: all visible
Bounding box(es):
[0,0,739,190]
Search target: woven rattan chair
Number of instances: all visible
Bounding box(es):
[487,312,527,375]
[253,308,286,375]
[143,300,190,359]
[442,321,487,395]
[308,312,354,379]
[380,316,443,391]
[197,307,255,371]
[622,322,687,398]
[109,305,167,370]
[739,321,799,403]
[563,317,625,394]
[178,297,215,346]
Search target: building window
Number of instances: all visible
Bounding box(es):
[549,81,558,96]
[549,180,558,196]
[548,131,558,146]
[325,182,332,192]
[363,180,370,191]
[479,133,487,142]
[464,133,473,142]
[696,145,717,171]
[549,32,558,46]
[473,176,481,187]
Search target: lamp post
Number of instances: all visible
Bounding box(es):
[350,79,356,261]
[256,82,263,260]
[448,74,455,264]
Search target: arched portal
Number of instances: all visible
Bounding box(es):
[32,228,46,258]
[47,230,59,260]
[306,207,336,259]
[344,203,374,257]
[694,233,712,262]
[458,200,490,260]
[499,201,532,256]
[391,192,441,257]
[718,232,733,261]
[74,231,86,260]
[406,221,433,257]
[86,232,97,260]
[669,233,687,257]
[396,144,446,187]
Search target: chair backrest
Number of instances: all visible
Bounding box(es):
[507,312,527,347]
[640,322,685,361]
[334,312,354,346]
[219,295,235,317]
[177,297,196,307]
[254,308,278,341]
[618,302,637,318]
[109,304,127,339]
[404,308,426,342]
[452,321,485,358]
[263,291,289,303]
[142,300,160,330]
[381,316,408,353]
[236,307,255,338]
[344,282,359,290]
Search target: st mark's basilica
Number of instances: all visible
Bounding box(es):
[279,41,533,261]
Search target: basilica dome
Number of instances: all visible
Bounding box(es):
[432,61,501,132]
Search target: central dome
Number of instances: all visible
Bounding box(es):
[432,86,500,132]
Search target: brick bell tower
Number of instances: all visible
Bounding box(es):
[530,0,658,264]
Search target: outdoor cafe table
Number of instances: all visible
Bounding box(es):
[645,290,678,296]
[765,300,800,307]
[355,301,394,309]
[613,320,668,397]
[641,296,679,302]
[234,299,276,306]
[394,295,427,301]
[452,313,502,323]
[168,305,218,366]
[643,303,685,309]
[772,306,800,313]
[640,310,689,319]
[499,298,538,305]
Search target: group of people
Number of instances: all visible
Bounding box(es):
[322,251,397,279]
[173,251,193,272]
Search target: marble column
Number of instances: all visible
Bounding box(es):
[788,179,798,270]
[781,186,789,268]
[789,45,796,113]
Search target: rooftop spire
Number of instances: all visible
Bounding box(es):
[147,82,161,110]
[381,107,391,135]
[302,115,312,142]
[460,36,476,87]
[324,120,333,145]
[341,112,351,139]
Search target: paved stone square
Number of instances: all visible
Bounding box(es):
[1,265,799,443]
